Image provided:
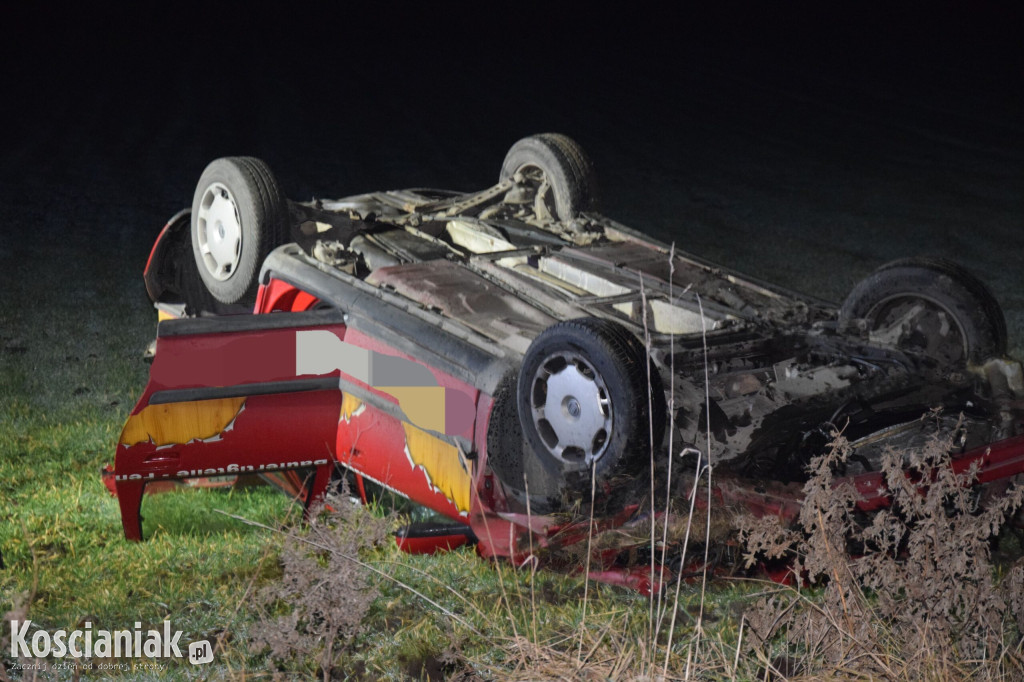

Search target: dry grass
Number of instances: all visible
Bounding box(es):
[255,425,1024,680]
[229,269,1024,679]
[245,483,395,681]
[739,419,1024,680]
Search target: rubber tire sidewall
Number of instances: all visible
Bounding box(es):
[511,317,664,511]
[839,257,1007,365]
[190,157,287,305]
[499,133,596,221]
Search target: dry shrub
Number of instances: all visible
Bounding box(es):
[739,417,1024,678]
[249,484,393,681]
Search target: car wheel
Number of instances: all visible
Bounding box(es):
[839,257,1007,367]
[499,133,597,222]
[505,317,664,511]
[190,157,289,305]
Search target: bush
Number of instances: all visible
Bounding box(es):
[249,485,394,681]
[739,416,1024,677]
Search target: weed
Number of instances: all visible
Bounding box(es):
[739,418,1024,677]
[248,483,394,681]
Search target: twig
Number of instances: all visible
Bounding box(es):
[664,459,708,677]
[639,272,658,662]
[732,615,745,677]
[576,460,598,665]
[693,291,715,660]
[524,473,538,650]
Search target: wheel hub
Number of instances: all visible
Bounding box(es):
[196,183,243,281]
[565,398,581,418]
[531,353,612,466]
[869,298,965,367]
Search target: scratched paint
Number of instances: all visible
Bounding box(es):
[339,393,471,513]
[402,423,472,514]
[119,397,246,447]
[340,393,365,422]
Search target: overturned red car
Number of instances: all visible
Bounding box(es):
[110,134,1024,578]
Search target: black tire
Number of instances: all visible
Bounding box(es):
[839,257,1007,367]
[499,133,597,221]
[190,157,289,305]
[506,317,664,512]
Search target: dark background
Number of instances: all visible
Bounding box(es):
[2,3,1021,355]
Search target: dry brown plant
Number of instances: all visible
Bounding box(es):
[249,484,393,681]
[739,418,1024,678]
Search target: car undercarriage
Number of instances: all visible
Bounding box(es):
[110,134,1024,588]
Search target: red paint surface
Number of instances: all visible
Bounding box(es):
[255,278,320,313]
[115,390,342,540]
[116,279,485,538]
[395,533,472,554]
[336,399,467,522]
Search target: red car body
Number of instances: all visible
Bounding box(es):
[110,138,1024,588]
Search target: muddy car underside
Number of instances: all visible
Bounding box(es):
[117,134,1024,582]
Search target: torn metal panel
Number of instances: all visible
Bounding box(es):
[119,397,246,447]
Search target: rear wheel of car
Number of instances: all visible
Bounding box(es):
[499,133,597,222]
[191,157,289,305]
[494,317,664,512]
[839,257,1007,368]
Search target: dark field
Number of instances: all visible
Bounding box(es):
[1,6,1022,678]
[3,9,1020,358]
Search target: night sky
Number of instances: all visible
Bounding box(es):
[2,4,1022,352]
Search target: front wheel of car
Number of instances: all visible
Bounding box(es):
[839,257,1007,368]
[190,157,289,305]
[499,133,597,222]
[504,317,664,512]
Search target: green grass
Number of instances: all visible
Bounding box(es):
[0,233,759,679]
[0,237,303,678]
[0,341,757,679]
[4,232,1023,679]
[0,356,297,678]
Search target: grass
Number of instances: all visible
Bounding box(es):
[0,232,301,678]
[234,505,769,680]
[0,391,296,679]
[0,326,760,680]
[3,225,1024,679]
